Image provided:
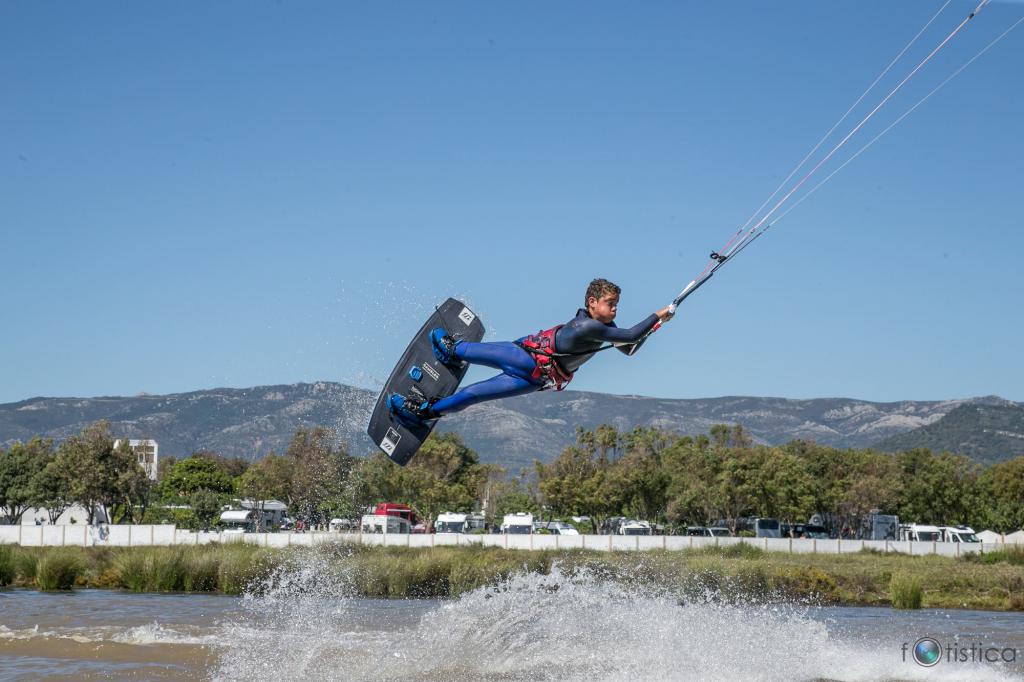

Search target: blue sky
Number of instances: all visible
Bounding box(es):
[2,1,1022,405]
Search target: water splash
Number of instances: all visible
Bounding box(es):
[212,550,1019,682]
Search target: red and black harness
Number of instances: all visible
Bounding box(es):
[515,325,574,391]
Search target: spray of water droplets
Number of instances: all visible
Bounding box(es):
[211,547,1019,682]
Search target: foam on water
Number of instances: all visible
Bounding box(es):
[0,622,219,647]
[211,551,1019,682]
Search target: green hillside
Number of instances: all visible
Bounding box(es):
[874,403,1024,465]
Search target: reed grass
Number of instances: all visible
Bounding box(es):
[890,573,923,609]
[965,544,1024,567]
[0,545,15,586]
[36,550,83,590]
[1,543,1022,610]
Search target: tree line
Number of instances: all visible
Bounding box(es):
[2,421,1022,533]
[534,424,1024,534]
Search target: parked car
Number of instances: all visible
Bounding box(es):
[618,520,652,536]
[781,523,830,539]
[541,521,579,536]
[329,518,357,532]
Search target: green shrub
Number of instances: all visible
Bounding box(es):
[36,551,83,590]
[890,573,923,609]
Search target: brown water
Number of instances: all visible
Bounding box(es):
[0,590,233,680]
[2,576,1023,681]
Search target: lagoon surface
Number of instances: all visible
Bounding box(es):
[2,569,1022,682]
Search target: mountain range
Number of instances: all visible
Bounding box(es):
[2,383,1021,470]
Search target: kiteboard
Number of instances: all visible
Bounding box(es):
[366,298,485,466]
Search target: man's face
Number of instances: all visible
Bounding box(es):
[588,293,618,324]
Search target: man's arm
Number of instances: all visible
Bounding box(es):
[614,307,675,355]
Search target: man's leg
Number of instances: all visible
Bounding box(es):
[431,372,542,415]
[389,338,541,425]
[452,340,539,378]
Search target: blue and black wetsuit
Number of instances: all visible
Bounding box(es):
[431,308,659,415]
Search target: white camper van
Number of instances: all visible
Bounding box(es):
[898,523,942,542]
[361,514,411,535]
[435,512,486,534]
[219,509,256,533]
[501,513,534,534]
[940,525,981,543]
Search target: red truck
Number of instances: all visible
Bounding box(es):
[373,503,417,527]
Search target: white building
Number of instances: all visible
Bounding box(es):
[20,504,108,526]
[113,439,159,480]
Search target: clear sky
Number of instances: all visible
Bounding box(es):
[2,1,1022,405]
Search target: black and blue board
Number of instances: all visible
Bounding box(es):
[367,298,485,466]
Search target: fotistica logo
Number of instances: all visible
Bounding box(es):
[903,637,1018,667]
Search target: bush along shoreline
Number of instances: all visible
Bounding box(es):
[0,543,1022,610]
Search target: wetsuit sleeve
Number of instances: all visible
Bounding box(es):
[579,314,659,351]
[614,314,660,355]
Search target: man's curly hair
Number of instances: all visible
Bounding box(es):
[585,278,621,308]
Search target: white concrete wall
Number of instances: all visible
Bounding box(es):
[0,526,1014,555]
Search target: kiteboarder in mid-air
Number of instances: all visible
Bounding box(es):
[387,278,674,427]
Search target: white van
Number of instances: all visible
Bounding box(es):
[361,514,411,535]
[435,512,486,534]
[219,509,256,533]
[898,523,942,542]
[940,525,980,543]
[501,513,533,534]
